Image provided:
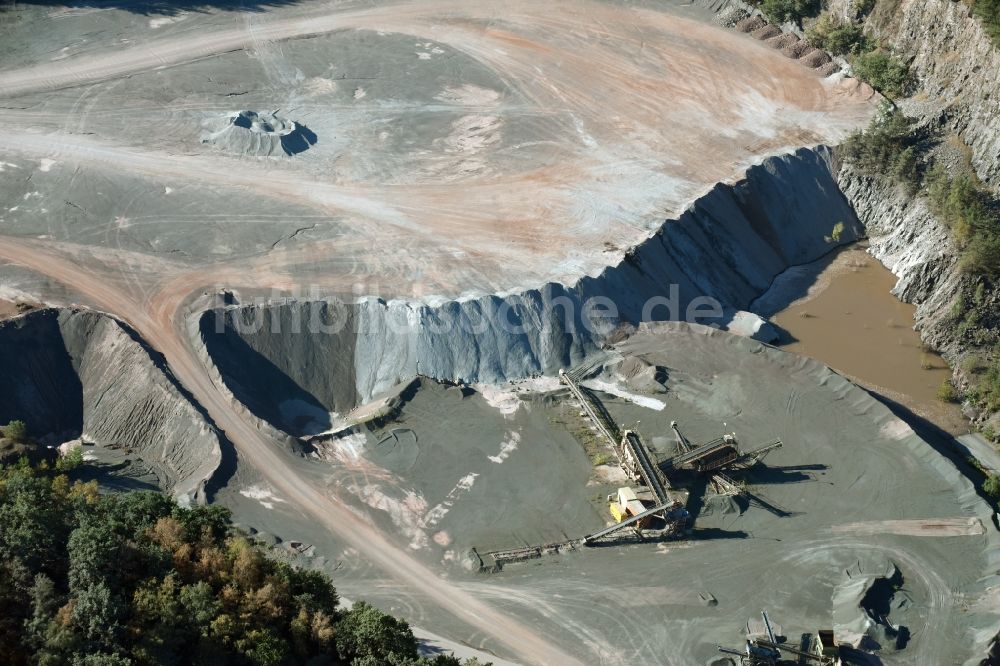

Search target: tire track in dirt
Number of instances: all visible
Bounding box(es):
[0,237,583,666]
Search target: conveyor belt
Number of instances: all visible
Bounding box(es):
[622,431,670,504]
[582,501,674,544]
[664,436,734,469]
[559,370,618,449]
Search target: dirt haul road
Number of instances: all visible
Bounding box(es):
[0,0,879,661]
[0,237,583,666]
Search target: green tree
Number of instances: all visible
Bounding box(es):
[891,146,919,192]
[336,602,419,663]
[760,0,820,24]
[852,49,913,98]
[67,524,127,593]
[179,581,220,628]
[0,458,481,666]
[842,103,916,182]
[239,628,290,666]
[24,574,62,652]
[73,654,132,666]
[72,582,126,650]
[807,14,867,54]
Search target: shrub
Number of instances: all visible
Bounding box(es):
[591,452,613,466]
[982,423,997,442]
[807,13,868,54]
[981,358,1000,411]
[969,0,1000,46]
[760,0,821,25]
[55,445,84,472]
[2,420,28,443]
[842,104,919,188]
[825,221,846,244]
[961,234,1000,276]
[974,282,987,306]
[936,379,959,402]
[957,309,981,337]
[963,355,983,374]
[852,49,913,98]
[984,473,1000,500]
[925,168,1000,276]
[890,146,919,193]
[852,0,877,17]
[952,293,968,320]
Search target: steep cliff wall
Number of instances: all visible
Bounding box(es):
[857,0,1000,191]
[0,309,222,500]
[197,147,864,436]
[821,0,1000,429]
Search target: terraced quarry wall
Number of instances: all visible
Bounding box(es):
[198,147,864,436]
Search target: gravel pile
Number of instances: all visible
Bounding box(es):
[766,33,800,49]
[736,15,766,33]
[752,24,782,40]
[201,110,317,157]
[802,49,833,67]
[817,61,842,76]
[716,6,751,27]
[783,41,815,59]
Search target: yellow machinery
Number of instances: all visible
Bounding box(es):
[608,487,650,527]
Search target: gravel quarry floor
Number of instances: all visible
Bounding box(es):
[0,0,875,299]
[3,1,992,664]
[210,324,1000,665]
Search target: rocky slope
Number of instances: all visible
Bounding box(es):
[829,0,999,429]
[726,0,998,430]
[834,0,1000,191]
[196,147,863,437]
[0,309,222,500]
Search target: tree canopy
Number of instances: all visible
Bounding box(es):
[0,459,485,666]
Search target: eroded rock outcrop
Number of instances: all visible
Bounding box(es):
[0,309,222,500]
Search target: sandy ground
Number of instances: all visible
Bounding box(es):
[0,1,887,662]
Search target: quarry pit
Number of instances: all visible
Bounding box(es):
[1,0,998,664]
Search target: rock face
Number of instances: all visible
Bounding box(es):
[822,0,999,421]
[827,0,1000,191]
[201,110,317,157]
[0,309,222,500]
[198,147,862,435]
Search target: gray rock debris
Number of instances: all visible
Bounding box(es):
[0,309,222,501]
[198,147,861,436]
[201,110,317,157]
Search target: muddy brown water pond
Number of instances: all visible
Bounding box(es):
[756,244,968,435]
